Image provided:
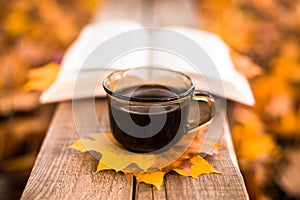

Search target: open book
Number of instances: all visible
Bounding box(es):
[40,20,255,106]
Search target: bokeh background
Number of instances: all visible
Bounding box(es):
[0,0,299,199]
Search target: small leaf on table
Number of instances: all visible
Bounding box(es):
[69,127,221,189]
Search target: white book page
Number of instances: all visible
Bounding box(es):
[40,20,254,106]
[41,20,149,103]
[149,26,254,105]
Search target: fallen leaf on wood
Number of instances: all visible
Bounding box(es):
[69,133,155,172]
[135,171,166,190]
[69,127,220,189]
[173,155,218,178]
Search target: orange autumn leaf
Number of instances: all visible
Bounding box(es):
[173,155,219,178]
[69,128,221,189]
[96,162,111,172]
[133,154,220,190]
[69,133,156,172]
[22,62,59,91]
[135,171,166,190]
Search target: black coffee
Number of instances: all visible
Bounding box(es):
[107,84,189,153]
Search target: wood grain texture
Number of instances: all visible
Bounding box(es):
[21,101,133,200]
[22,100,248,200]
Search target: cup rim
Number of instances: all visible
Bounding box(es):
[102,67,195,102]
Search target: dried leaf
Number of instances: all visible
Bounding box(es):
[69,133,156,172]
[135,171,166,190]
[69,127,220,189]
[96,162,111,172]
[133,152,220,189]
[174,155,220,178]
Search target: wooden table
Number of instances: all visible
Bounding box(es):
[21,99,248,200]
[21,0,249,199]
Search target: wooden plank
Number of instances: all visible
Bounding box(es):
[136,183,154,200]
[22,99,248,200]
[152,184,167,200]
[21,101,133,200]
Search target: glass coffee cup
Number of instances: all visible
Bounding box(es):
[103,67,214,153]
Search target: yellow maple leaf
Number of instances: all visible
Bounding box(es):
[22,62,59,91]
[135,171,166,190]
[69,127,220,189]
[96,162,111,172]
[69,133,156,172]
[174,155,220,178]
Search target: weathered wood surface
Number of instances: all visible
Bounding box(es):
[22,100,248,200]
[21,101,133,200]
